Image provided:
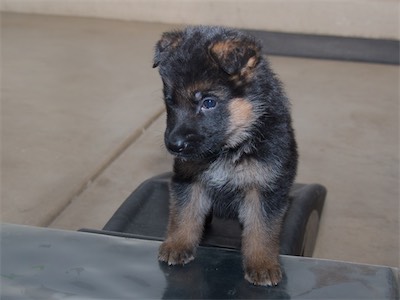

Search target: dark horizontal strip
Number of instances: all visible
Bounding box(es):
[244,29,399,65]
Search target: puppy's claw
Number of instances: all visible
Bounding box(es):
[158,241,195,266]
[244,264,282,287]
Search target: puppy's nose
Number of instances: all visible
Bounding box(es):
[167,137,188,153]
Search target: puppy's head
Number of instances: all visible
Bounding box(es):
[153,26,263,160]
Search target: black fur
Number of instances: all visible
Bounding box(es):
[153,26,298,286]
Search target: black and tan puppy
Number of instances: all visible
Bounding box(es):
[153,26,298,286]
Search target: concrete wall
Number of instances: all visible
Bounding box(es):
[1,0,399,39]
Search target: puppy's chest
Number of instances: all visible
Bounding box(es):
[202,156,271,190]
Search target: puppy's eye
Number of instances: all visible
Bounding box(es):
[202,98,217,110]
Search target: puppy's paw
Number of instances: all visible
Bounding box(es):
[244,262,282,287]
[158,241,195,265]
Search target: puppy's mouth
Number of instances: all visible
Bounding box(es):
[167,146,203,160]
[166,143,219,161]
[167,147,195,158]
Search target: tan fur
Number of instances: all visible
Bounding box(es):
[245,56,257,69]
[226,98,254,147]
[239,188,283,286]
[173,183,210,245]
[229,98,253,128]
[159,182,211,265]
[186,81,214,99]
[238,56,257,81]
[209,40,235,61]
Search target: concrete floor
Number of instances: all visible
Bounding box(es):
[1,13,399,268]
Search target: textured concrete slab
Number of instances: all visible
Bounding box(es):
[49,115,173,230]
[1,13,174,226]
[275,57,399,268]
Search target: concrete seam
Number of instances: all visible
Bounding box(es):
[44,107,166,227]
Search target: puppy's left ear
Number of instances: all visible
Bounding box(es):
[153,30,183,68]
[208,38,261,76]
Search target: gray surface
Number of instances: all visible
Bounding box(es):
[1,224,398,299]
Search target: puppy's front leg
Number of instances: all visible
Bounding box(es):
[239,189,285,286]
[159,181,211,265]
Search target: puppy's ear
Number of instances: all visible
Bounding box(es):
[153,30,183,68]
[208,38,261,76]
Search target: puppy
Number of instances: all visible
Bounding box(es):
[153,26,298,286]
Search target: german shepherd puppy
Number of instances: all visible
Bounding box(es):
[153,26,298,286]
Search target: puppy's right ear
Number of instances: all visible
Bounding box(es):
[153,31,183,68]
